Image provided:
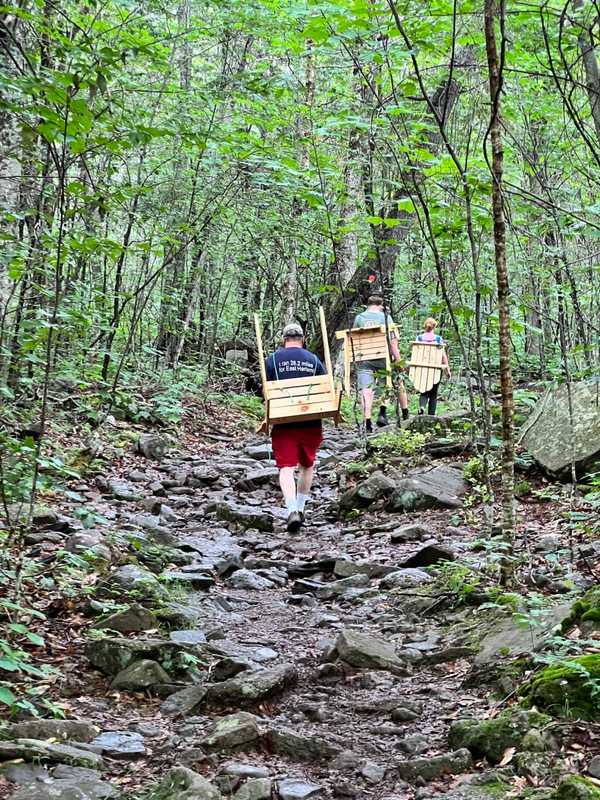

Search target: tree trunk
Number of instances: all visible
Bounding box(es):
[484,0,516,551]
[573,0,600,141]
[282,41,314,324]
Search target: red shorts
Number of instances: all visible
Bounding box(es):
[271,425,323,469]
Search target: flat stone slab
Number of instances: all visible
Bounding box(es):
[0,739,103,769]
[387,465,468,512]
[278,778,324,799]
[474,604,572,666]
[90,731,145,759]
[335,629,403,672]
[206,664,297,707]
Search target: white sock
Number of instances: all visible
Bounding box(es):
[297,493,310,512]
[285,497,297,513]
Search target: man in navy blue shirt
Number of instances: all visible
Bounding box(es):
[265,322,326,532]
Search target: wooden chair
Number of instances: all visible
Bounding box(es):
[408,340,447,393]
[254,307,343,432]
[335,325,397,394]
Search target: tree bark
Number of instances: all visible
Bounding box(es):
[573,0,600,141]
[282,40,314,324]
[484,0,516,549]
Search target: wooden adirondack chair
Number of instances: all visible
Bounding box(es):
[408,340,447,393]
[254,307,343,433]
[335,324,397,394]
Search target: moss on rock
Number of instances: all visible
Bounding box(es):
[561,588,600,633]
[555,775,600,800]
[448,708,551,765]
[521,654,600,720]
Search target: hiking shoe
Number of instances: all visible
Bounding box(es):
[365,419,373,434]
[418,408,425,416]
[402,408,409,420]
[376,412,388,427]
[286,511,302,533]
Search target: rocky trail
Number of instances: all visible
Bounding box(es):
[2,411,600,800]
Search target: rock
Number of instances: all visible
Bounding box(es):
[521,653,600,720]
[519,379,600,478]
[0,719,98,743]
[225,349,249,365]
[266,726,341,761]
[170,630,208,646]
[222,764,269,779]
[141,496,163,515]
[147,766,222,799]
[399,541,456,568]
[361,761,386,783]
[161,685,208,717]
[138,433,169,460]
[534,533,563,552]
[65,531,111,562]
[234,779,272,800]
[85,636,178,676]
[93,604,157,634]
[245,444,271,460]
[162,570,215,589]
[333,559,395,579]
[474,603,572,666]
[0,739,103,769]
[391,707,420,723]
[448,708,552,764]
[335,629,403,672]
[11,776,117,800]
[394,749,472,783]
[227,569,274,590]
[387,465,468,512]
[200,713,260,752]
[206,664,297,707]
[556,775,600,800]
[236,468,279,491]
[99,564,166,602]
[189,466,221,485]
[215,502,274,532]
[380,568,433,589]
[390,524,433,543]
[278,778,323,800]
[178,533,244,575]
[1,763,49,783]
[110,659,171,690]
[339,471,396,510]
[107,479,141,502]
[589,756,600,779]
[90,730,145,759]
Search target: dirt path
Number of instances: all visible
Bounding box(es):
[2,419,592,800]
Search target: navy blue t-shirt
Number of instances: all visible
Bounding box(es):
[265,347,326,429]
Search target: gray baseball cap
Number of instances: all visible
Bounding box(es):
[282,322,304,339]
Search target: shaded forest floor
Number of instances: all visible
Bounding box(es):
[1,389,600,800]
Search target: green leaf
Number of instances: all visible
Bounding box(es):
[0,686,16,706]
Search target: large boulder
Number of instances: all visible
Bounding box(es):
[521,653,600,720]
[387,465,468,512]
[519,379,600,478]
[448,708,552,764]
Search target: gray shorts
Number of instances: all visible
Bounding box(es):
[356,359,387,390]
